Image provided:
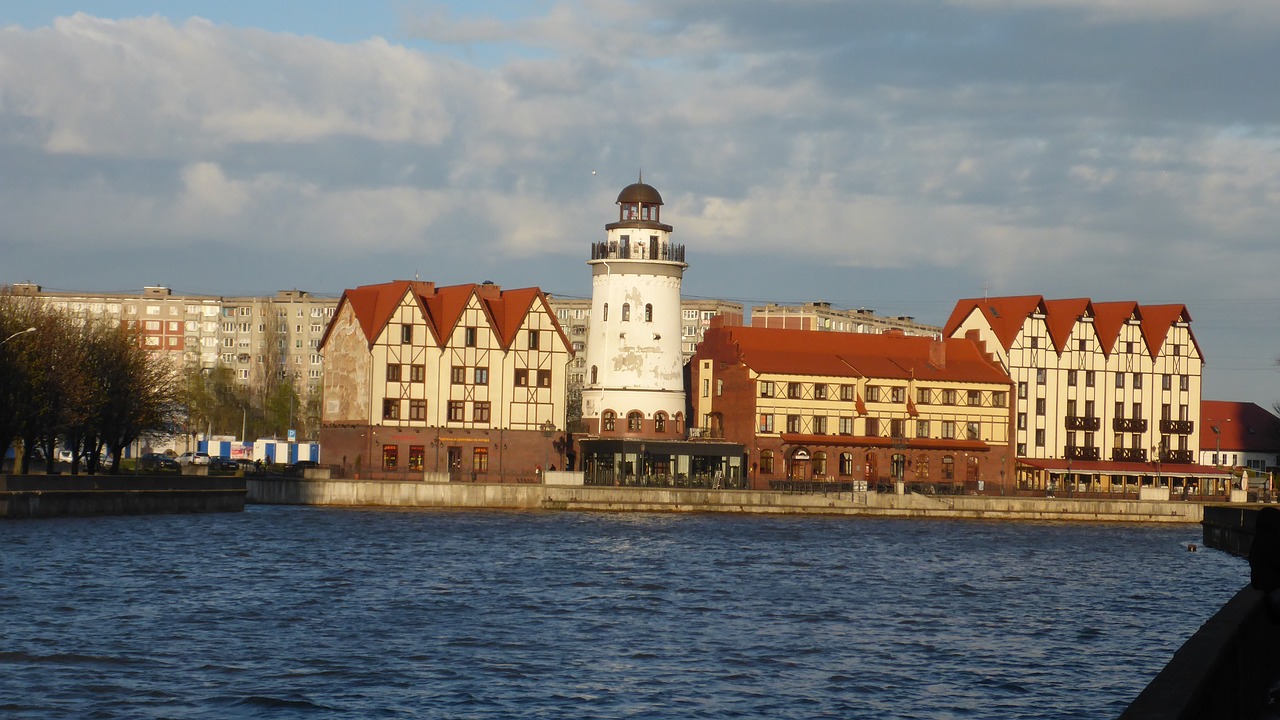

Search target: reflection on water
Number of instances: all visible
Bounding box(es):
[0,507,1245,719]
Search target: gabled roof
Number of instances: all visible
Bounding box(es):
[1138,304,1193,358]
[1200,401,1280,454]
[1041,298,1091,353]
[943,295,1043,351]
[709,325,1011,385]
[321,280,567,352]
[1089,301,1139,356]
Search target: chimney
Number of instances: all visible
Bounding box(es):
[929,340,946,369]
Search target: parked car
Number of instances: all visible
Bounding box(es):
[138,453,181,473]
[57,449,75,463]
[209,456,239,473]
[283,460,320,477]
[177,452,211,466]
[235,459,262,476]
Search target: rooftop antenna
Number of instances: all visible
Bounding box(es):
[983,281,989,301]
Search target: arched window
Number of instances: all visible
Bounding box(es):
[865,452,877,481]
[966,456,980,481]
[839,452,854,476]
[622,303,630,321]
[603,303,608,321]
[602,411,616,432]
[675,413,685,434]
[891,453,906,479]
[645,304,653,322]
[655,412,667,433]
[590,366,598,384]
[915,454,930,479]
[942,455,955,480]
[627,411,643,431]
[760,450,775,475]
[813,451,827,477]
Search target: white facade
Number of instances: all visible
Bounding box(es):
[581,182,688,436]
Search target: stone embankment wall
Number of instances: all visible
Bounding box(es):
[248,478,1204,523]
[1119,505,1278,719]
[1,475,246,518]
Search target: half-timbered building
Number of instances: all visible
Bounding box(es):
[319,280,572,481]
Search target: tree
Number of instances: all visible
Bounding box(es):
[96,326,183,473]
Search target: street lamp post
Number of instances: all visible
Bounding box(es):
[1,327,36,346]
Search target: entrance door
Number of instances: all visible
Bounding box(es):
[447,446,462,482]
[788,449,811,480]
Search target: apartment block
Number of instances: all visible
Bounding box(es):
[751,301,941,338]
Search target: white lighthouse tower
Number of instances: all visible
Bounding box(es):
[581,178,687,438]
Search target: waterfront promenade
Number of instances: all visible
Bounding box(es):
[249,477,1207,522]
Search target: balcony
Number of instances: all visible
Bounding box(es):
[1065,445,1100,461]
[1064,415,1101,431]
[1160,449,1195,464]
[1112,447,1147,462]
[1160,420,1195,435]
[591,241,686,263]
[1112,418,1148,433]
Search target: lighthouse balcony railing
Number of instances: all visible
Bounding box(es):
[591,241,685,263]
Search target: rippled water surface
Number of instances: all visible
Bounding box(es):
[0,506,1246,719]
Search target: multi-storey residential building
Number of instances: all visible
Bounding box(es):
[751,301,941,338]
[318,280,572,481]
[944,296,1229,495]
[689,321,1015,492]
[1199,401,1280,478]
[5,282,337,389]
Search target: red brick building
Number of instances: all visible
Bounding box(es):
[689,321,1016,492]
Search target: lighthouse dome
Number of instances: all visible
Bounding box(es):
[616,182,663,206]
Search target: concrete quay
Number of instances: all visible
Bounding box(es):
[248,477,1206,523]
[1,474,247,518]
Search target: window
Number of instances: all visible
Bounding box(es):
[1115,401,1125,419]
[448,401,465,422]
[916,388,930,404]
[622,304,630,321]
[475,367,489,385]
[716,379,723,396]
[1115,373,1125,389]
[759,381,775,398]
[813,452,827,476]
[1066,399,1077,417]
[408,446,425,471]
[465,327,477,347]
[410,364,425,382]
[1036,398,1046,416]
[409,400,426,421]
[1133,402,1142,419]
[1036,368,1046,385]
[889,419,905,438]
[1133,373,1143,390]
[473,402,491,423]
[966,456,979,482]
[967,390,981,406]
[382,445,398,470]
[1017,382,1027,399]
[602,411,616,431]
[866,386,881,402]
[473,447,489,474]
[891,387,905,403]
[401,325,413,344]
[537,370,552,387]
[760,450,775,475]
[839,453,854,477]
[786,415,801,433]
[655,413,667,433]
[916,420,930,438]
[702,379,710,398]
[1067,371,1077,387]
[1180,375,1189,391]
[603,303,608,321]
[788,383,803,399]
[915,455,930,480]
[942,389,957,406]
[839,416,853,435]
[528,330,540,350]
[993,392,1007,407]
[841,385,855,401]
[1030,336,1039,349]
[1086,371,1095,387]
[865,418,879,436]
[941,421,955,439]
[515,369,529,386]
[590,366,598,384]
[383,398,400,420]
[385,364,402,382]
[813,416,828,434]
[451,366,466,384]
[941,456,954,480]
[1035,429,1046,447]
[814,384,827,400]
[645,304,653,322]
[628,412,643,431]
[967,422,980,440]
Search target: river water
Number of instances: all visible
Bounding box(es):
[0,506,1246,719]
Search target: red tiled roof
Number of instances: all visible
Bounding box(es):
[322,280,565,352]
[1200,401,1280,453]
[1041,298,1091,353]
[708,325,1011,385]
[943,295,1044,350]
[1089,301,1138,356]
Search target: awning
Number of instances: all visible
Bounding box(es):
[1017,458,1233,479]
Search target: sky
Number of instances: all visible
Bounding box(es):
[1,1,1279,406]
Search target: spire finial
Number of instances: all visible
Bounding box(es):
[638,169,643,184]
